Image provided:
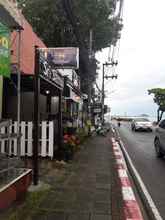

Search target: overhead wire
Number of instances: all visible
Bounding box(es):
[108,0,124,62]
[106,0,124,91]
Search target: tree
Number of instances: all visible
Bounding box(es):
[148,88,165,122]
[18,0,122,51]
[17,0,122,93]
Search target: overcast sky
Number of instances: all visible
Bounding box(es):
[96,0,165,117]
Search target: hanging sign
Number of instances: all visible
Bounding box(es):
[39,53,64,89]
[93,103,102,114]
[39,47,79,69]
[0,22,10,77]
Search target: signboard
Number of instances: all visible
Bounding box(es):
[0,22,10,77]
[39,47,79,69]
[104,105,111,114]
[39,55,64,89]
[93,103,102,114]
[82,94,88,100]
[58,69,80,89]
[72,70,80,89]
[65,88,81,103]
[93,108,102,113]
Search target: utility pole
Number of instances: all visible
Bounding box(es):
[101,63,105,125]
[101,62,118,125]
[88,29,93,119]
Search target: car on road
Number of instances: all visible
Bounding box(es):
[154,119,165,158]
[131,118,153,131]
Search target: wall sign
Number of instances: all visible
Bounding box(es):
[0,22,10,77]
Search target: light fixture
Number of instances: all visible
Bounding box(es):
[45,90,50,94]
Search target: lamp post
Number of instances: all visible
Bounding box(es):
[101,61,118,125]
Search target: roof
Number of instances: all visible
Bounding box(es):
[0,0,22,29]
[11,14,46,75]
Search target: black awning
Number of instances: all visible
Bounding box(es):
[6,74,63,97]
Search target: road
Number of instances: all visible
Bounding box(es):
[115,121,165,219]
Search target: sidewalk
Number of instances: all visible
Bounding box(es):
[1,133,124,220]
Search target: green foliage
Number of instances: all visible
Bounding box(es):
[71,0,122,51]
[148,88,165,111]
[17,0,122,51]
[17,0,122,93]
[148,88,165,121]
[18,0,75,47]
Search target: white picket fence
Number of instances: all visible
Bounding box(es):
[0,121,54,158]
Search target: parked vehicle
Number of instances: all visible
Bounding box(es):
[131,118,153,131]
[154,120,165,158]
[96,124,110,136]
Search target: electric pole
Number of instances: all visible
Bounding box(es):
[88,29,93,119]
[101,62,118,125]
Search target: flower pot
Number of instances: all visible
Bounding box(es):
[64,149,74,161]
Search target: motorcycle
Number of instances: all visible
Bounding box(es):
[96,125,109,136]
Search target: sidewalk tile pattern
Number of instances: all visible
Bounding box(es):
[28,135,124,219]
[0,133,124,220]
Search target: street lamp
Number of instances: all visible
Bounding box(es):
[101,61,118,124]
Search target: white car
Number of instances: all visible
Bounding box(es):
[131,118,153,132]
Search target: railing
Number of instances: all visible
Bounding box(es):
[0,121,54,158]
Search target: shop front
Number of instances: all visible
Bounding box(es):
[59,69,82,134]
[0,0,32,210]
[1,14,64,159]
[0,0,22,119]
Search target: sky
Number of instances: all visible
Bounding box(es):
[96,0,165,117]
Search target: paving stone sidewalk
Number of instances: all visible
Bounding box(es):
[0,133,123,220]
[31,133,124,220]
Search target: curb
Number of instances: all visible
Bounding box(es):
[111,125,163,220]
[111,137,144,220]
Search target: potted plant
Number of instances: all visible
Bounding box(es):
[63,134,80,161]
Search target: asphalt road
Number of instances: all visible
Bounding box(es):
[115,121,165,219]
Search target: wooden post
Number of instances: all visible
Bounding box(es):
[17,29,21,156]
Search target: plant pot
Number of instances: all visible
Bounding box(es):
[64,149,74,161]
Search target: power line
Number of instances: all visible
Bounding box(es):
[108,0,124,62]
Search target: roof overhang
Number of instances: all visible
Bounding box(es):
[0,0,22,29]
